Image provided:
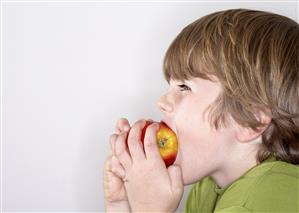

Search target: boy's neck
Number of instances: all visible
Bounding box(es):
[210,151,259,189]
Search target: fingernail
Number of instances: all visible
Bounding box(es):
[154,123,160,130]
[111,155,117,162]
[141,119,147,125]
[124,126,130,132]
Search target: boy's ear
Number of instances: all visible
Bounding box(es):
[234,109,272,143]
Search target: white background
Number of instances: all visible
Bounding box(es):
[1,1,298,212]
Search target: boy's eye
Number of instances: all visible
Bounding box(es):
[178,84,191,91]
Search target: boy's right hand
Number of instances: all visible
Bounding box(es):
[103,118,131,212]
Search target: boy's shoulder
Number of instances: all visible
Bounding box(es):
[242,159,298,178]
[216,160,299,212]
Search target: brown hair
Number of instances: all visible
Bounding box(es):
[163,9,299,164]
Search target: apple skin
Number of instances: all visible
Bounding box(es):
[126,120,178,167]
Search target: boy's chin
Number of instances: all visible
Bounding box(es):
[183,175,206,185]
[178,163,209,185]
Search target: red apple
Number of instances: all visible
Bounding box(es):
[126,120,178,167]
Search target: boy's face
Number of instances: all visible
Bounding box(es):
[158,77,236,185]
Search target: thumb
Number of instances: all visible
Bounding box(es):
[168,165,184,196]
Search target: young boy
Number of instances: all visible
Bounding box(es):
[104,8,299,213]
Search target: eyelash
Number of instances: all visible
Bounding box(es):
[178,84,191,91]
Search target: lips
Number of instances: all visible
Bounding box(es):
[161,118,177,135]
[161,118,180,165]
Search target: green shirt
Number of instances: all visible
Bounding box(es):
[184,157,299,213]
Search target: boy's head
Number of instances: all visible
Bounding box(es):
[160,8,299,170]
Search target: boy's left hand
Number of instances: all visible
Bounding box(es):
[114,119,184,213]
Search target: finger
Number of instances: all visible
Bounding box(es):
[103,155,127,202]
[115,131,132,170]
[143,123,164,165]
[104,155,113,173]
[115,118,131,134]
[109,134,118,155]
[127,119,147,163]
[147,118,154,122]
[168,165,184,196]
[110,155,126,179]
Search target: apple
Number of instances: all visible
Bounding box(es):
[126,120,178,167]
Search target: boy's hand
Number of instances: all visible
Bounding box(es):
[114,119,184,213]
[103,118,131,212]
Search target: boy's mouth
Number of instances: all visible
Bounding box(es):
[161,118,177,135]
[161,118,180,165]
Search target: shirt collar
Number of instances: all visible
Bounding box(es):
[214,155,277,195]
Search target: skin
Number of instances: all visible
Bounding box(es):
[158,78,268,187]
[104,77,270,212]
[103,119,131,212]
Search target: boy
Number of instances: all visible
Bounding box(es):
[104,9,299,213]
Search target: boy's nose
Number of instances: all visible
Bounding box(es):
[157,94,174,115]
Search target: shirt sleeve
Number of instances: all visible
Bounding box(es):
[214,206,252,213]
